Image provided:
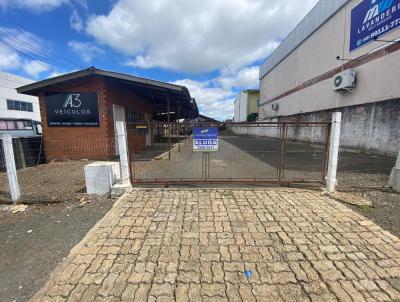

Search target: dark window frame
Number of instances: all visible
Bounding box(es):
[7,99,34,113]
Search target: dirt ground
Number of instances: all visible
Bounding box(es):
[0,160,120,204]
[341,189,400,238]
[0,197,115,302]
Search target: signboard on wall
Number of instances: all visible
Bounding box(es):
[350,0,400,51]
[45,93,100,127]
[193,128,218,151]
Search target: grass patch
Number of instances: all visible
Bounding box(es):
[360,204,373,213]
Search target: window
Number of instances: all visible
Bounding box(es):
[7,99,12,109]
[20,102,27,111]
[0,121,7,130]
[7,99,34,112]
[128,111,145,121]
[6,121,15,129]
[33,121,42,134]
[0,120,33,130]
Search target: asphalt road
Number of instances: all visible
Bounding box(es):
[131,131,395,186]
[220,131,396,186]
[0,198,114,302]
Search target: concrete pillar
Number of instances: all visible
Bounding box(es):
[326,112,342,193]
[2,134,20,202]
[116,121,131,184]
[389,149,400,192]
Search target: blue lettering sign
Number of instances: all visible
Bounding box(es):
[350,0,400,51]
[193,128,218,152]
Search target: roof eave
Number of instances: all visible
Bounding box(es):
[17,67,187,96]
[16,67,96,95]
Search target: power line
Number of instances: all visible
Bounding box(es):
[1,34,78,70]
[0,28,81,70]
[0,39,61,76]
[0,14,84,70]
[1,32,75,68]
[0,14,84,68]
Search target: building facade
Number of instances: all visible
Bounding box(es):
[0,72,40,121]
[258,0,400,156]
[17,67,198,160]
[234,89,259,122]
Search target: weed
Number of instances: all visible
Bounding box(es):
[360,204,373,213]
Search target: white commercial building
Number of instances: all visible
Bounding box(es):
[0,71,41,137]
[258,0,400,156]
[0,71,40,121]
[0,72,42,172]
[233,90,259,122]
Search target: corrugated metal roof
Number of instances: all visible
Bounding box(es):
[259,0,351,79]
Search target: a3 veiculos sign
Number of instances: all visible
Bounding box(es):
[45,93,100,127]
[350,0,400,51]
[193,128,218,151]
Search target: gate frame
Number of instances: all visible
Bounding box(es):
[126,121,331,186]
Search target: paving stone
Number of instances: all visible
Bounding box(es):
[29,189,400,302]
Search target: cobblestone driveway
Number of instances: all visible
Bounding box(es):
[32,189,400,302]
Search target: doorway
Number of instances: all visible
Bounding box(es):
[113,104,126,156]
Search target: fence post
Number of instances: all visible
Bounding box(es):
[389,149,400,192]
[116,121,131,184]
[2,133,20,202]
[326,112,342,193]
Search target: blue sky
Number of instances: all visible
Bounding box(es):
[0,0,319,120]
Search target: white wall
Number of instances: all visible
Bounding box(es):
[0,72,40,121]
[259,0,400,119]
[233,91,248,122]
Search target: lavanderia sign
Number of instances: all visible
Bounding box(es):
[350,0,400,51]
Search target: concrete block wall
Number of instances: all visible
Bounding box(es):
[233,99,400,157]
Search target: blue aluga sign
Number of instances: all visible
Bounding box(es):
[350,0,400,51]
[193,128,218,152]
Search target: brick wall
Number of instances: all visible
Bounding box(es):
[104,79,152,155]
[39,76,152,160]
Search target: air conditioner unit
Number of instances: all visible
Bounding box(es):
[272,103,279,111]
[333,69,356,92]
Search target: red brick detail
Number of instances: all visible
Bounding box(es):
[260,42,400,106]
[39,76,152,160]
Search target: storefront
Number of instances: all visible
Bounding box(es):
[17,67,198,160]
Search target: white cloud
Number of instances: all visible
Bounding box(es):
[0,0,87,12]
[173,78,235,121]
[22,60,49,78]
[0,27,70,78]
[218,66,260,90]
[0,0,68,12]
[0,27,48,77]
[70,9,83,31]
[172,63,262,120]
[68,40,104,63]
[87,0,319,74]
[0,45,21,70]
[0,26,44,55]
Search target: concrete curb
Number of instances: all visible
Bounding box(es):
[327,191,372,207]
[154,138,191,160]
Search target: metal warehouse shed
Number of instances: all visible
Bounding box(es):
[17,67,199,160]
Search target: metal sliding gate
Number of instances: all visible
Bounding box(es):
[126,121,331,185]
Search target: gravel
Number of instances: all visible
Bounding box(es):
[340,189,400,238]
[0,197,115,302]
